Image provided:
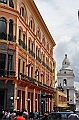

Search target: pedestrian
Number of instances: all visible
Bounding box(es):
[5,110,10,120]
[0,113,5,120]
[14,111,25,120]
[42,113,49,120]
[68,110,79,120]
[29,111,34,120]
[10,109,17,120]
[22,109,28,120]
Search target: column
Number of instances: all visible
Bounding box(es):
[37,94,38,112]
[20,90,22,111]
[14,83,17,110]
[13,23,16,36]
[7,0,9,6]
[25,87,28,110]
[33,89,35,112]
[6,20,9,40]
[49,98,50,112]
[16,18,19,44]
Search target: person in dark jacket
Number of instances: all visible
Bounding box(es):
[42,113,49,120]
[0,113,5,120]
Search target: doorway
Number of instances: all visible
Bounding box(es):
[0,90,5,111]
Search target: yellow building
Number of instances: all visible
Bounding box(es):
[54,89,68,111]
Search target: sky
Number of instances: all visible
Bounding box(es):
[34,0,79,90]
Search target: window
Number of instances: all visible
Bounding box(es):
[19,29,21,39]
[0,53,6,70]
[8,55,13,70]
[36,29,41,39]
[28,40,30,50]
[0,0,7,4]
[9,19,13,34]
[42,37,45,46]
[9,0,14,8]
[20,7,24,18]
[18,59,20,77]
[23,61,25,74]
[63,79,67,86]
[32,43,33,51]
[47,43,49,51]
[23,34,25,43]
[0,17,6,33]
[29,18,35,32]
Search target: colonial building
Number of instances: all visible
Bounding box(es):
[0,0,56,114]
[54,88,68,112]
[75,90,79,111]
[57,54,76,110]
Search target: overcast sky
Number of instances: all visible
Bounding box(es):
[34,0,79,90]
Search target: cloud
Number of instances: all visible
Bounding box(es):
[35,0,79,86]
[74,81,79,90]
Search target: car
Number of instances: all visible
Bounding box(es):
[48,112,73,120]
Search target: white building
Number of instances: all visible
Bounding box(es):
[57,54,76,110]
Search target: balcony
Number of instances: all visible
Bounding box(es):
[38,81,42,86]
[0,69,16,77]
[36,55,41,63]
[28,48,35,58]
[8,34,16,42]
[0,32,7,40]
[0,32,16,42]
[19,39,27,51]
[41,61,46,67]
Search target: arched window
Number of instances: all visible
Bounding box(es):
[0,0,7,4]
[29,18,35,32]
[63,79,67,86]
[47,43,49,51]
[20,7,24,18]
[42,37,45,46]
[9,0,14,8]
[9,19,13,34]
[36,28,41,39]
[0,17,6,33]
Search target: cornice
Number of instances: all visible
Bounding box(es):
[26,0,56,47]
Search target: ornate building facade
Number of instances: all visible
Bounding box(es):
[0,0,56,114]
[57,54,76,110]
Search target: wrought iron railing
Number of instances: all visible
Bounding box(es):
[28,48,35,58]
[36,55,41,63]
[0,32,7,40]
[0,69,16,77]
[19,39,27,51]
[8,34,16,42]
[0,32,16,42]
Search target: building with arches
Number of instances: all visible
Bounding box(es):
[0,0,56,114]
[57,54,76,110]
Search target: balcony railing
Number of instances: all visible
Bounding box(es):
[28,48,35,58]
[0,32,16,42]
[8,34,16,42]
[36,55,41,63]
[0,69,16,77]
[0,32,7,40]
[41,61,46,67]
[19,39,27,51]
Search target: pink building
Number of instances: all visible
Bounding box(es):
[0,0,56,114]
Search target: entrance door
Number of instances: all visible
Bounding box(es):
[0,90,5,111]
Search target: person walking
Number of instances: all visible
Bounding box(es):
[68,110,79,120]
[0,113,5,120]
[13,111,25,120]
[42,113,49,120]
